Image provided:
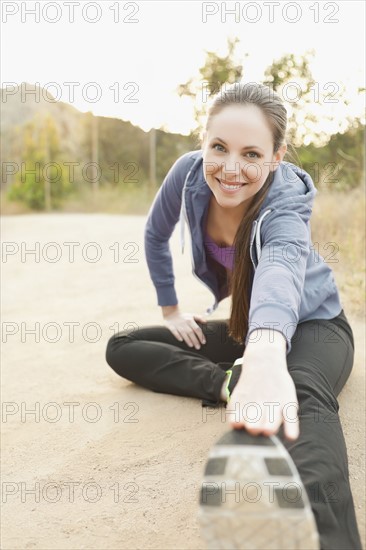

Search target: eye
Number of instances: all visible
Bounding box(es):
[212,143,226,152]
[246,151,260,159]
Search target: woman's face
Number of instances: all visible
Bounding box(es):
[202,104,287,212]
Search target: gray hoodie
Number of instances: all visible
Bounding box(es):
[144,150,343,354]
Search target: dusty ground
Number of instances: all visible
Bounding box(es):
[1,213,365,549]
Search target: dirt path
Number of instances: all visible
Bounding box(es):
[1,214,365,549]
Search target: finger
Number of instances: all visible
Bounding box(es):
[248,405,282,437]
[238,416,267,435]
[283,414,300,441]
[241,401,267,433]
[194,314,207,323]
[181,333,195,348]
[169,328,183,342]
[259,402,283,435]
[189,322,207,347]
[243,425,264,435]
[183,324,202,349]
[188,331,201,349]
[196,326,207,345]
[179,328,199,348]
[192,318,207,344]
[261,417,283,436]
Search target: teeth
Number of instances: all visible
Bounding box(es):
[220,180,242,190]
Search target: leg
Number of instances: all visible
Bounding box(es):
[204,309,362,550]
[105,319,245,406]
[275,310,363,550]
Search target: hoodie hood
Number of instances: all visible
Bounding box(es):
[179,152,318,257]
[260,160,318,214]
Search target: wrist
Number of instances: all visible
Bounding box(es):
[162,304,179,318]
[245,328,287,355]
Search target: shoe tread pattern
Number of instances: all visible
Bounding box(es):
[198,429,320,550]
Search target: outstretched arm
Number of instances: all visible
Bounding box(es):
[227,208,311,439]
[245,207,311,355]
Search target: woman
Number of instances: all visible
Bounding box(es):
[105,82,362,549]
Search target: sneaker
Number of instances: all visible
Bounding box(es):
[198,429,320,550]
[224,357,243,404]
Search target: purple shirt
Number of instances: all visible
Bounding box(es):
[203,231,235,271]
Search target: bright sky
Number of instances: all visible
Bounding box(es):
[1,1,365,136]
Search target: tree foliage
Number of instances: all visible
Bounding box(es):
[178,44,365,189]
[297,116,365,190]
[7,113,72,210]
[177,37,245,140]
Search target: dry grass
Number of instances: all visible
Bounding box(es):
[311,185,365,319]
[60,184,156,215]
[0,184,156,216]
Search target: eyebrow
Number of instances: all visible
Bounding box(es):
[211,137,264,152]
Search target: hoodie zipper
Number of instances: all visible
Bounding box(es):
[249,220,258,270]
[249,209,272,269]
[255,209,272,262]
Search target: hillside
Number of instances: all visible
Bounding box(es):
[0,82,197,189]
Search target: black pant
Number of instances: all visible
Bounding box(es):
[105,309,363,550]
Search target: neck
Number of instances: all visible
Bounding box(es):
[211,195,251,226]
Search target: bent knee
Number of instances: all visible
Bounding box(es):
[105,331,131,370]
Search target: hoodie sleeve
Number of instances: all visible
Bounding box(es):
[144,152,196,307]
[244,207,311,355]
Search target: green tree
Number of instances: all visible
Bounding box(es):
[177,37,245,140]
[297,116,365,190]
[263,54,365,189]
[263,50,321,147]
[7,113,71,210]
[262,50,355,150]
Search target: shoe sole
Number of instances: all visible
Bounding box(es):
[198,429,320,550]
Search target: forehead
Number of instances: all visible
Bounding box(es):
[207,104,272,144]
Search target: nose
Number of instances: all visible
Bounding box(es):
[221,155,246,179]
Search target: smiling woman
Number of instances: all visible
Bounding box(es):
[106,81,362,550]
[201,85,288,343]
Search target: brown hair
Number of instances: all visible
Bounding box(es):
[200,82,288,344]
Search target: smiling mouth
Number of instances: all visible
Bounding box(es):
[215,177,248,190]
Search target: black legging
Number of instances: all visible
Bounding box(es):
[105,308,363,550]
